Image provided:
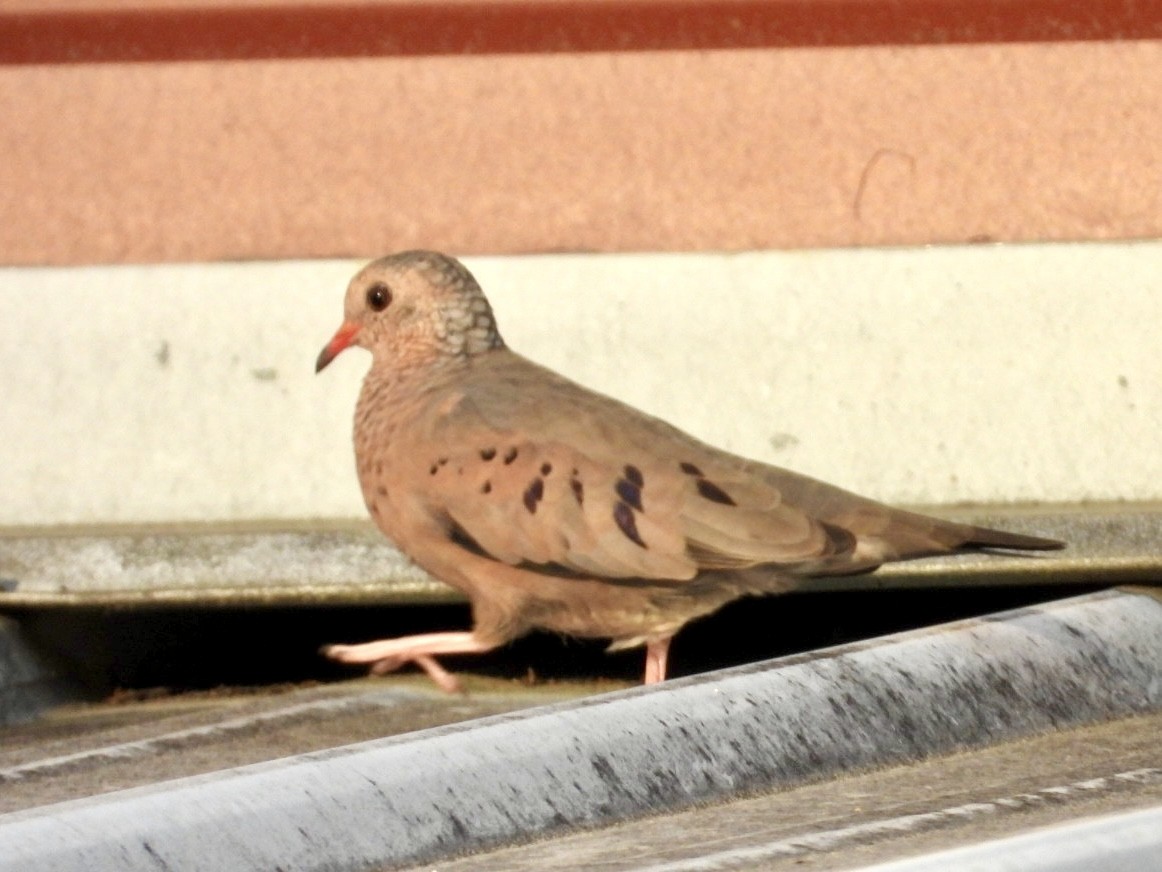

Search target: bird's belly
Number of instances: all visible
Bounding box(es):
[510,572,742,648]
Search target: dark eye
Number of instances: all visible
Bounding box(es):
[366,282,392,312]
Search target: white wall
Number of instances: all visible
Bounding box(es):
[1,243,1158,526]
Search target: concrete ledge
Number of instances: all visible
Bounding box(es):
[1,589,1158,871]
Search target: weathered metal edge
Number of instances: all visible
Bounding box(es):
[849,804,1162,872]
[0,588,1159,872]
[0,503,1157,609]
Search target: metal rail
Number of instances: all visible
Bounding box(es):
[1,588,1159,871]
[1,504,1158,609]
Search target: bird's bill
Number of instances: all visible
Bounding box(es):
[316,321,361,372]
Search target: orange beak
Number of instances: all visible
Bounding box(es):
[316,321,361,373]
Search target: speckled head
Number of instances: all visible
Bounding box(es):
[316,251,505,372]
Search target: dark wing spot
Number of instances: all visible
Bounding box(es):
[449,521,486,556]
[696,478,736,506]
[523,477,545,514]
[429,464,439,475]
[438,458,448,466]
[570,478,584,506]
[512,560,589,581]
[503,447,519,464]
[613,502,647,548]
[679,461,704,476]
[615,478,643,512]
[623,464,644,488]
[481,481,492,494]
[820,521,858,557]
[376,486,387,496]
[480,447,496,461]
[541,462,553,476]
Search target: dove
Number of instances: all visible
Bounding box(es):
[316,251,1063,692]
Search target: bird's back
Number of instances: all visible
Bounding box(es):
[409,348,1060,585]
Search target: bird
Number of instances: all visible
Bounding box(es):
[316,251,1063,692]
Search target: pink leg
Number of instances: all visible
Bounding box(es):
[644,637,672,685]
[323,631,494,693]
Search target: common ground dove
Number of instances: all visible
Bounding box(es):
[316,251,1063,691]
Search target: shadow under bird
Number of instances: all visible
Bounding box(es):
[316,251,1063,691]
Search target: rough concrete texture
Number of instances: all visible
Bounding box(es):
[1,244,1160,527]
[0,589,1158,872]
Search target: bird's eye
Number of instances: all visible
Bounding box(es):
[366,282,392,312]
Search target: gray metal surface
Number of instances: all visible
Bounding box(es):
[0,678,602,815]
[0,520,450,607]
[0,504,1158,607]
[432,715,1162,872]
[0,588,1159,872]
[850,804,1162,872]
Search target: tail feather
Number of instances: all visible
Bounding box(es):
[959,525,1065,552]
[849,509,1065,565]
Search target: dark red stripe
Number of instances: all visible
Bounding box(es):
[2,1,1159,65]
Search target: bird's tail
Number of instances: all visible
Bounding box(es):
[844,507,1065,567]
[955,524,1064,552]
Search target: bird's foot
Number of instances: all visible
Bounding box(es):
[643,636,672,685]
[322,631,493,694]
[324,643,464,693]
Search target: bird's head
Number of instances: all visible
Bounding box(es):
[315,250,503,373]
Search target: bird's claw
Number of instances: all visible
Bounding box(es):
[324,644,464,693]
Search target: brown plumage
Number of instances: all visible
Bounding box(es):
[316,251,1063,691]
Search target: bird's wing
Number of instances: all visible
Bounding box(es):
[417,371,857,581]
